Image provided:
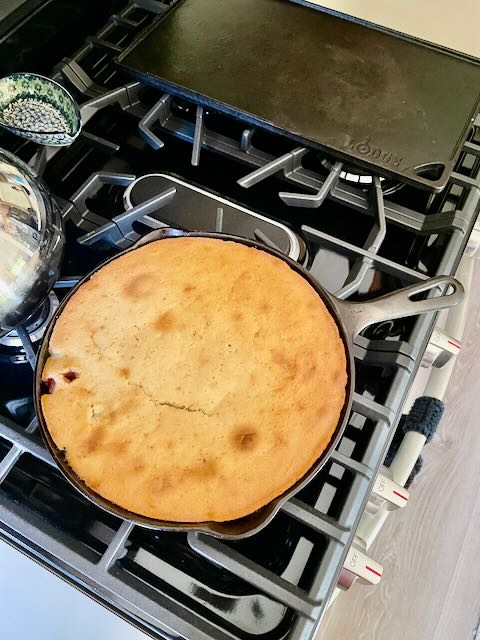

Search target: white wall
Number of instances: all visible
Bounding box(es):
[0,539,147,640]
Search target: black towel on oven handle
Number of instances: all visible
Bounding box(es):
[384,396,444,487]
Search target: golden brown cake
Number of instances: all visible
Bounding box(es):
[41,237,347,522]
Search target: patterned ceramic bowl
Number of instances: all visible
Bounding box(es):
[0,73,81,146]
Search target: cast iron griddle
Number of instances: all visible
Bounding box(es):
[117,0,480,191]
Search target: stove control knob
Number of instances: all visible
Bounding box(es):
[422,328,461,368]
[367,472,409,514]
[338,546,383,591]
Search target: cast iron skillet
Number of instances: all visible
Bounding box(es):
[34,229,464,538]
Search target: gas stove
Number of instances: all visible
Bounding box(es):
[0,2,479,639]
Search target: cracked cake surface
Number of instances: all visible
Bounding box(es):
[41,237,347,522]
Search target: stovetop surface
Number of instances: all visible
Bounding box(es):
[0,3,479,640]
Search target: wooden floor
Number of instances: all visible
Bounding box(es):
[318,261,480,640]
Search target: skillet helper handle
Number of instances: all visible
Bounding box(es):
[337,275,464,338]
[133,227,184,248]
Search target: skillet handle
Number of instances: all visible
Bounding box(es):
[336,275,464,338]
[133,227,185,248]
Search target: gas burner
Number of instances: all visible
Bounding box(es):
[363,319,407,341]
[0,292,59,351]
[76,173,307,262]
[124,174,306,261]
[320,158,404,196]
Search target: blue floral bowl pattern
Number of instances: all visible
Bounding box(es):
[0,73,81,146]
